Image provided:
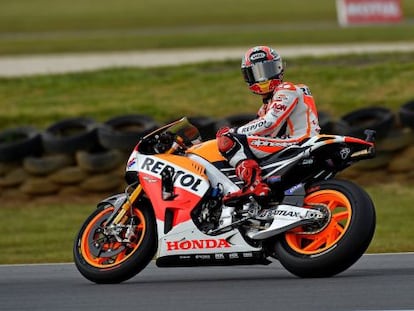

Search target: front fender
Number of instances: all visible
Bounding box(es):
[97,193,128,210]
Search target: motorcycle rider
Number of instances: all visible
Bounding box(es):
[217,45,320,203]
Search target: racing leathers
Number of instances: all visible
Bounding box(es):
[217,82,320,202]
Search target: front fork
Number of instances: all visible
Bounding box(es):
[104,184,143,226]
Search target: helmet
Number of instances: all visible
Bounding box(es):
[241,46,284,95]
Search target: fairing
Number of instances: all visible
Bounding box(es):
[136,153,210,229]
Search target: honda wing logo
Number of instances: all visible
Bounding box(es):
[340,147,351,159]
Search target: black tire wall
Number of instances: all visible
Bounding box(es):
[41,117,101,154]
[0,127,42,162]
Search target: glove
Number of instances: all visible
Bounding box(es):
[216,126,234,138]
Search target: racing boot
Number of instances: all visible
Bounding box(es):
[224,159,270,204]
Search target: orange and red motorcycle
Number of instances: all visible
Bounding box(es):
[73,117,376,283]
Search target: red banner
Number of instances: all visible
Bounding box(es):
[336,0,403,26]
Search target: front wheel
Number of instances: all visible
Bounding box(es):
[273,179,376,278]
[73,201,157,283]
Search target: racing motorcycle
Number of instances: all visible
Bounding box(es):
[73,117,376,284]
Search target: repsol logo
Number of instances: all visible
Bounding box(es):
[166,239,232,251]
[140,157,202,192]
[240,120,266,133]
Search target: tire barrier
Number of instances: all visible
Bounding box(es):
[1,104,414,201]
[97,114,158,151]
[318,111,335,134]
[0,168,28,187]
[221,113,258,128]
[48,166,88,185]
[80,174,124,193]
[318,111,355,135]
[0,161,21,176]
[23,154,75,176]
[76,149,126,173]
[0,126,42,162]
[340,107,395,139]
[187,116,218,140]
[376,128,414,152]
[387,146,414,173]
[20,177,61,195]
[398,100,414,130]
[42,117,101,154]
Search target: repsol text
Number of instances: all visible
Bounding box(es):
[140,157,202,191]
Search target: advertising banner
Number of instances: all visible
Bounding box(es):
[336,0,403,26]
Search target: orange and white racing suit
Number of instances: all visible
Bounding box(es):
[219,82,320,167]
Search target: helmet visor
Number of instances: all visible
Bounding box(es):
[242,60,283,85]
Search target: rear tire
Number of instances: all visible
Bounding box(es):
[273,179,376,278]
[73,201,157,283]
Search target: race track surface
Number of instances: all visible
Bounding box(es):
[0,253,413,311]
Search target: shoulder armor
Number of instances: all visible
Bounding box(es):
[277,82,296,91]
[296,83,312,96]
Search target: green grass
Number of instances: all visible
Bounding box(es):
[368,185,414,253]
[0,202,93,264]
[0,0,414,54]
[0,0,340,31]
[0,183,412,264]
[1,52,414,130]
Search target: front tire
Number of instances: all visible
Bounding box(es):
[73,202,157,284]
[274,179,376,278]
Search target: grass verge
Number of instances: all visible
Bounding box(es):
[1,52,414,130]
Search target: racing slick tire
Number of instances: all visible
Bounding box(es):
[273,179,376,278]
[73,201,157,283]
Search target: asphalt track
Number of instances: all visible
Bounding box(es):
[1,42,414,77]
[0,253,413,311]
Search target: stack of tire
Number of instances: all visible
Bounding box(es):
[323,104,414,185]
[189,107,414,186]
[2,102,414,201]
[0,115,158,200]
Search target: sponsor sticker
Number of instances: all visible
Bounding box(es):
[336,0,403,26]
[166,238,232,251]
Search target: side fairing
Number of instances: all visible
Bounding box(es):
[136,153,210,232]
[187,139,240,194]
[187,139,226,163]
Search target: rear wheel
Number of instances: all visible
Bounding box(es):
[73,202,157,283]
[273,179,375,278]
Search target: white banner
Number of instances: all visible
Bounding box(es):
[336,0,403,26]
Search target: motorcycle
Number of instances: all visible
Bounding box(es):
[73,117,376,284]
